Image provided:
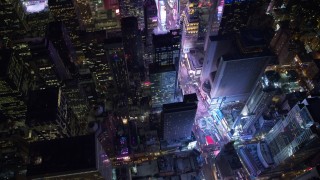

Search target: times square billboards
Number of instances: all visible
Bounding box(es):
[154,0,179,34]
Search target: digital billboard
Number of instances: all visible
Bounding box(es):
[154,0,179,34]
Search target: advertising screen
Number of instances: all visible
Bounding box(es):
[155,0,179,34]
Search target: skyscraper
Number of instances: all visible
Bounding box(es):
[25,38,72,89]
[0,47,27,130]
[79,30,115,98]
[0,0,27,39]
[144,0,158,36]
[269,24,294,65]
[86,0,121,32]
[25,10,51,37]
[49,0,79,28]
[61,80,89,134]
[27,134,111,179]
[161,94,198,143]
[26,88,71,141]
[46,22,78,76]
[118,0,144,29]
[210,53,274,103]
[239,97,320,178]
[181,0,199,53]
[96,114,117,158]
[204,0,272,51]
[104,37,129,92]
[152,29,181,67]
[206,30,276,105]
[10,42,36,95]
[265,97,320,167]
[219,0,271,35]
[121,17,143,68]
[143,0,157,66]
[215,142,248,179]
[201,34,234,83]
[49,0,81,46]
[237,81,277,138]
[149,65,177,110]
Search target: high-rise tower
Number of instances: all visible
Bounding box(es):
[161,94,198,143]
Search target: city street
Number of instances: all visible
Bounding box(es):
[178,54,226,154]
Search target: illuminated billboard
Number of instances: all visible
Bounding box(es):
[205,135,215,145]
[154,0,179,34]
[22,0,48,14]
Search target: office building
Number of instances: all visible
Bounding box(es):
[201,35,234,83]
[115,167,132,180]
[27,134,111,179]
[121,17,143,68]
[79,30,115,98]
[239,97,320,178]
[105,37,129,92]
[218,0,251,36]
[202,32,276,141]
[184,50,204,79]
[46,22,79,76]
[152,29,181,67]
[104,38,130,116]
[149,65,177,109]
[237,55,319,138]
[144,0,158,35]
[181,0,199,53]
[237,81,277,138]
[78,68,98,105]
[215,142,248,179]
[12,40,58,91]
[13,38,65,90]
[30,38,72,83]
[87,0,121,32]
[26,88,71,141]
[0,47,27,130]
[195,0,211,42]
[238,141,272,177]
[0,56,28,180]
[265,97,320,167]
[269,25,293,65]
[25,11,51,37]
[219,0,271,35]
[61,80,89,134]
[207,30,276,105]
[96,114,117,158]
[118,0,144,29]
[203,0,224,51]
[49,0,81,46]
[72,0,92,29]
[203,0,271,50]
[10,42,36,95]
[0,57,28,179]
[49,0,79,28]
[143,0,157,66]
[121,17,145,117]
[268,0,320,60]
[0,0,27,39]
[209,52,274,104]
[161,94,198,142]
